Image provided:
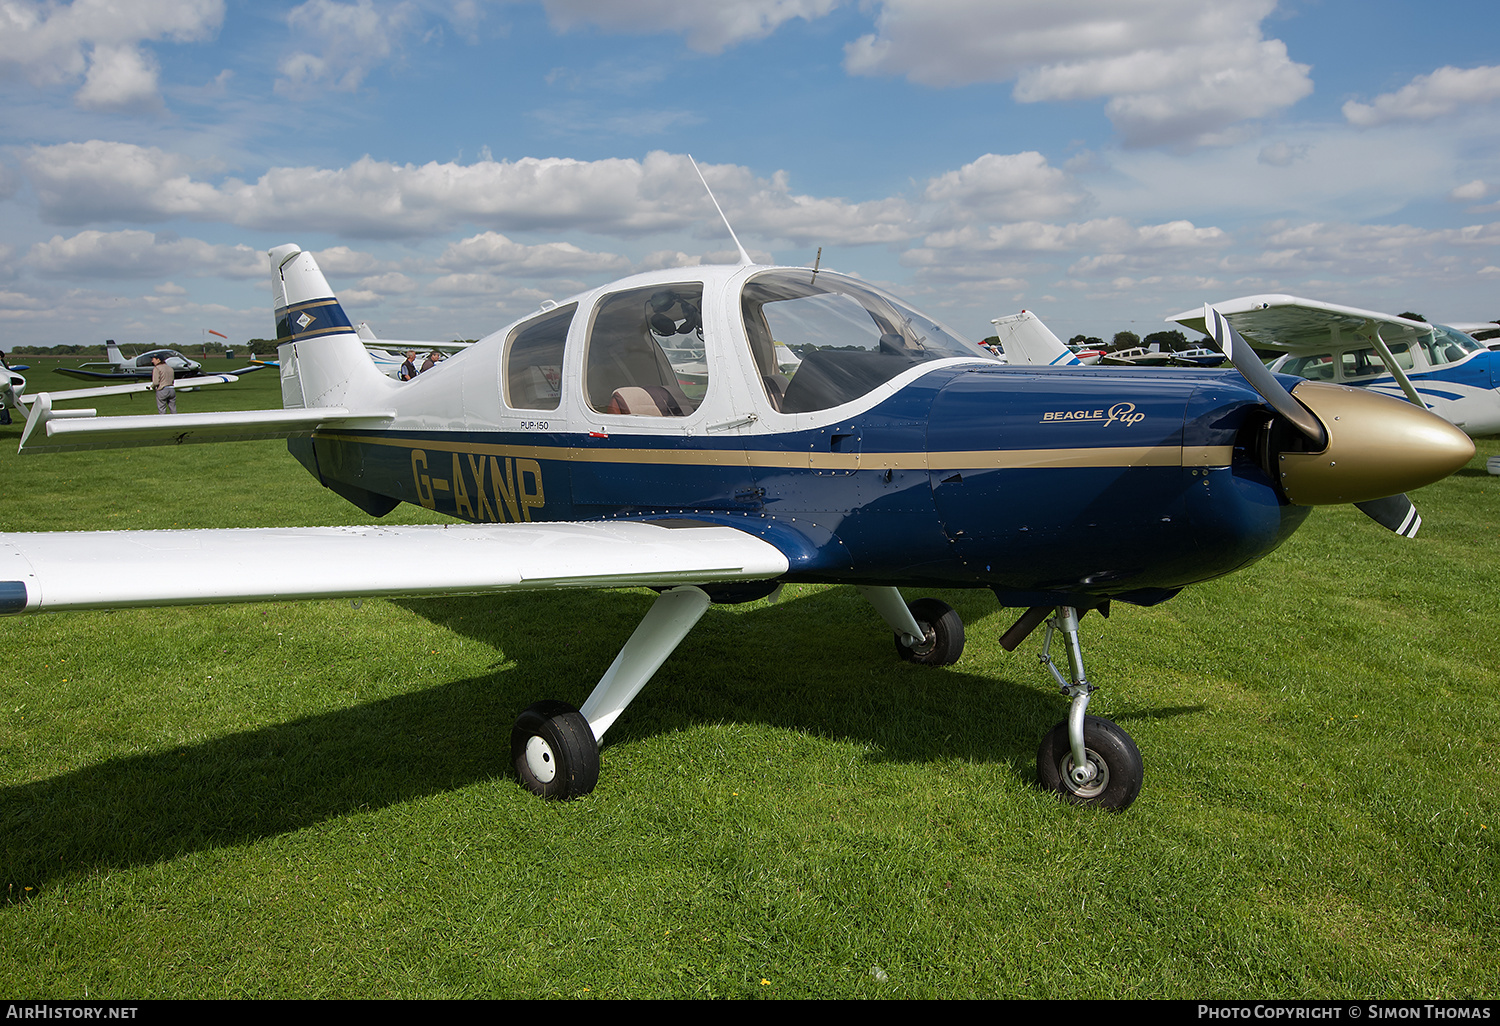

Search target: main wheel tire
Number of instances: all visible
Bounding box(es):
[1036,715,1143,811]
[511,700,600,800]
[893,598,965,666]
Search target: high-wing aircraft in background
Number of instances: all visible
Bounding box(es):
[356,323,474,379]
[1168,295,1500,437]
[0,246,1474,811]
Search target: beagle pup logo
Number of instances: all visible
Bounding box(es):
[1041,401,1144,427]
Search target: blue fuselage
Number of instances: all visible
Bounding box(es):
[293,364,1305,609]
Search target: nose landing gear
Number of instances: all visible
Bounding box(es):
[1006,604,1145,811]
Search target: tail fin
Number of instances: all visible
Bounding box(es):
[992,310,1080,367]
[269,244,389,409]
[104,340,125,367]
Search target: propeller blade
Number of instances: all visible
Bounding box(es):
[1353,494,1422,538]
[1201,304,1472,532]
[1204,304,1327,447]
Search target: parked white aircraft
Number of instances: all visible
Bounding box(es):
[1168,295,1500,437]
[54,341,204,381]
[2,374,242,424]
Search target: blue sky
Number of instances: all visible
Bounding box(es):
[2,0,1499,350]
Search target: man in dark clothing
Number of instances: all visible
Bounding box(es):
[398,350,419,381]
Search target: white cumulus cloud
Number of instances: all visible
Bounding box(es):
[437,231,632,276]
[74,44,163,112]
[1451,180,1489,202]
[923,152,1087,224]
[19,143,922,247]
[27,229,264,279]
[844,0,1311,147]
[539,0,843,53]
[0,0,223,110]
[277,0,419,93]
[1343,65,1500,126]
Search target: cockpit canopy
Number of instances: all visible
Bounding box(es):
[133,349,192,369]
[740,269,987,413]
[498,265,989,421]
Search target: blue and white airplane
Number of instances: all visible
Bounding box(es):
[54,340,205,381]
[2,370,244,423]
[0,247,1474,810]
[1168,295,1500,438]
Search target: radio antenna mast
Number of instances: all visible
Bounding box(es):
[690,155,753,266]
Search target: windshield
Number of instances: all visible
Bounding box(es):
[741,269,986,413]
[1423,324,1485,367]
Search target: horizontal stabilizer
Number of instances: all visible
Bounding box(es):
[18,400,394,454]
[0,521,790,613]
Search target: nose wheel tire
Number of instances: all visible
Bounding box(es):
[512,700,600,800]
[894,598,965,666]
[1037,715,1143,811]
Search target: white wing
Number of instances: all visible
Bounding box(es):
[0,521,790,614]
[1166,294,1433,353]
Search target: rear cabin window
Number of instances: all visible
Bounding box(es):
[1340,343,1413,379]
[504,303,576,411]
[585,284,706,417]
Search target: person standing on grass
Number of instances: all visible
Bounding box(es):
[0,351,10,425]
[151,354,176,414]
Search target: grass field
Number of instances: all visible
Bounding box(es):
[1,359,1497,998]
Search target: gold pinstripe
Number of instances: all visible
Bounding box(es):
[311,431,1234,471]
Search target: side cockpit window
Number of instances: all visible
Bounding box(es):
[1421,325,1484,368]
[741,270,986,414]
[585,284,706,417]
[504,303,576,411]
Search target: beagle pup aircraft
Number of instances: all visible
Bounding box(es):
[0,247,1474,810]
[54,340,206,382]
[1168,295,1500,438]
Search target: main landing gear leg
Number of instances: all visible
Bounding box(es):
[1031,605,1143,811]
[511,585,712,800]
[859,585,965,666]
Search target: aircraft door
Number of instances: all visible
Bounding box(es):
[569,282,759,514]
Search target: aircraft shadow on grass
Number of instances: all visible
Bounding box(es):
[1,587,1201,901]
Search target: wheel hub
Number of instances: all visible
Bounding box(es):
[908,623,936,656]
[525,736,558,783]
[1062,749,1108,798]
